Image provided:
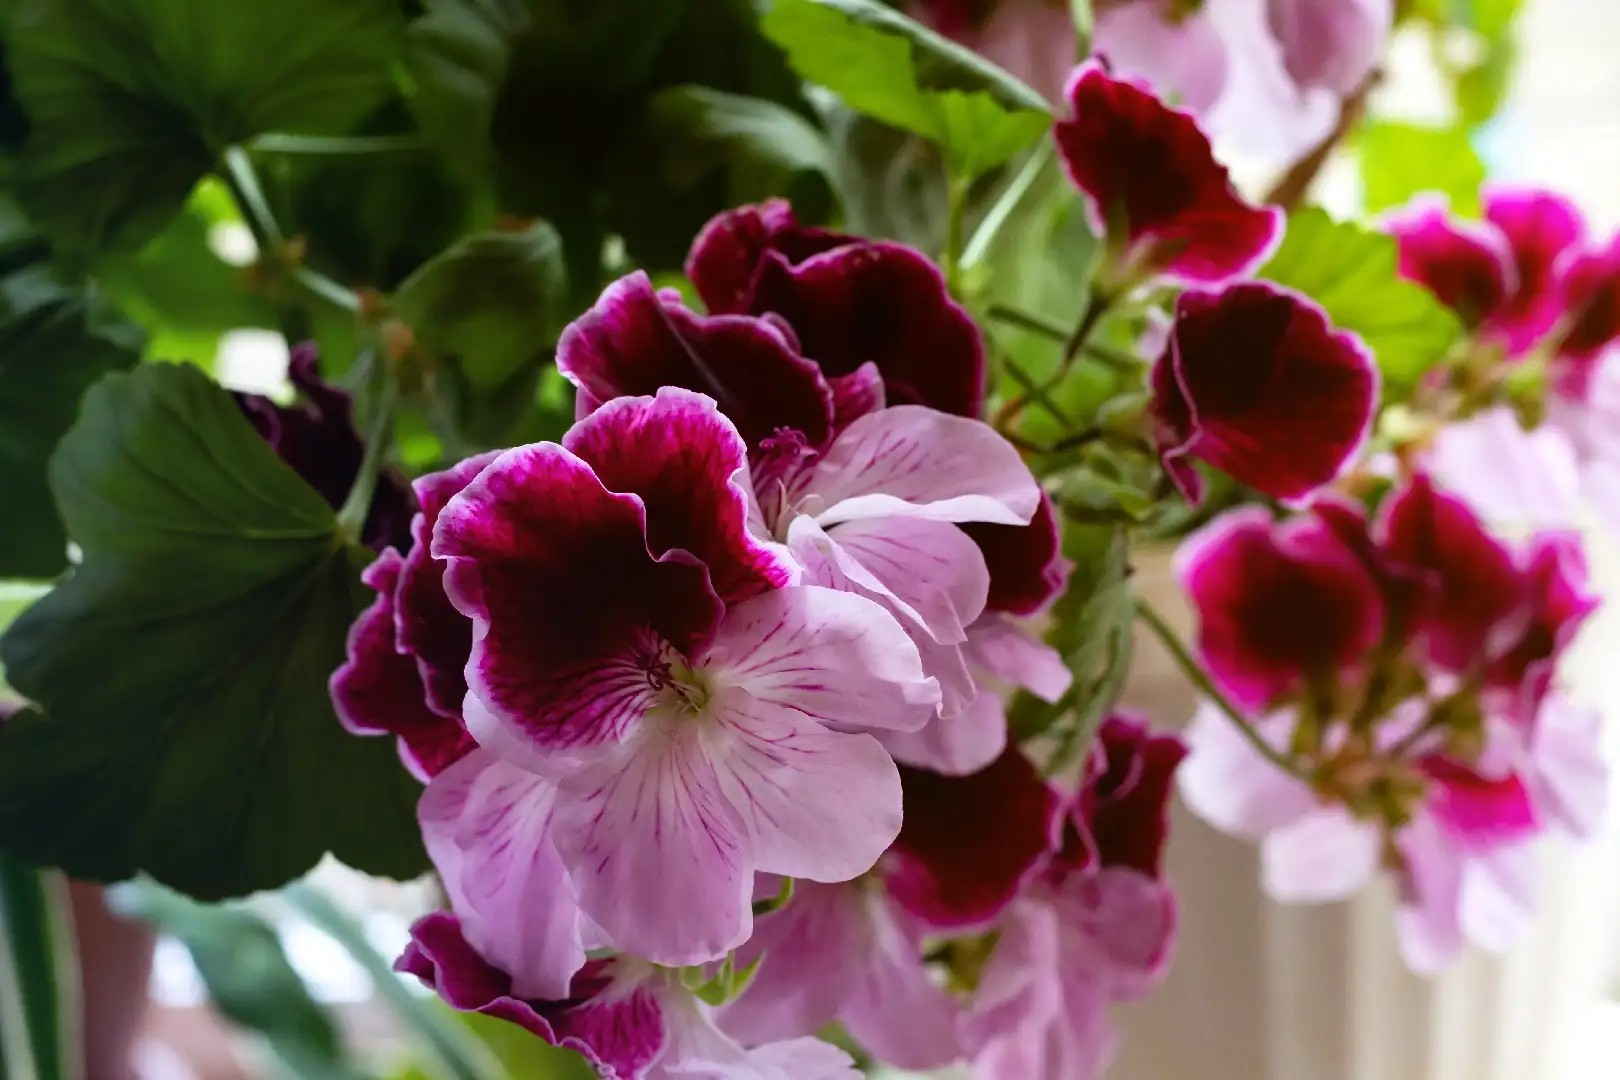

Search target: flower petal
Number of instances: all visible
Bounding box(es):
[1178,702,1319,838]
[797,406,1039,527]
[703,585,940,733]
[556,271,833,448]
[1529,693,1608,839]
[839,891,962,1070]
[965,613,1071,701]
[1387,195,1514,330]
[878,677,1006,776]
[1153,282,1378,504]
[824,515,991,645]
[1459,842,1540,953]
[686,201,849,316]
[710,686,904,882]
[1426,408,1581,531]
[1049,865,1178,997]
[886,746,1060,932]
[1075,715,1188,878]
[1392,813,1466,974]
[1261,807,1380,903]
[960,493,1070,616]
[1485,186,1587,354]
[1422,756,1540,852]
[1266,0,1389,95]
[1055,60,1281,284]
[418,749,583,999]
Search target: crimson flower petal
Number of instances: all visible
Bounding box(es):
[1484,187,1587,354]
[1421,757,1540,851]
[1070,714,1188,878]
[1055,61,1281,284]
[1151,281,1377,504]
[1388,197,1513,331]
[686,199,849,316]
[556,272,833,448]
[960,492,1069,616]
[1488,532,1599,715]
[885,746,1061,933]
[1556,235,1620,365]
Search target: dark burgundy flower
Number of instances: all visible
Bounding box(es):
[1150,281,1378,504]
[397,913,666,1079]
[884,746,1061,933]
[1389,199,1512,332]
[1378,474,1527,676]
[236,343,413,552]
[1487,531,1599,717]
[1555,235,1620,373]
[959,492,1069,616]
[687,201,986,417]
[1054,61,1281,286]
[1179,503,1384,712]
[1066,713,1188,877]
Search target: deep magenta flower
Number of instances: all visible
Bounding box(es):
[1554,234,1620,372]
[1177,502,1385,711]
[425,388,940,975]
[1485,532,1599,718]
[1054,61,1282,286]
[685,201,985,418]
[236,342,413,551]
[1389,188,1586,354]
[398,913,859,1080]
[1150,281,1378,504]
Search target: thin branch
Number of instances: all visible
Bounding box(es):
[335,371,398,544]
[1263,70,1380,213]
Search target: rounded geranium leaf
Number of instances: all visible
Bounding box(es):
[1151,281,1378,504]
[1054,61,1280,284]
[10,0,405,253]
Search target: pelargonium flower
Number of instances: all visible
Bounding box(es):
[424,387,940,980]
[1388,188,1585,355]
[331,453,495,780]
[398,912,860,1080]
[1552,234,1620,387]
[1178,692,1605,972]
[1150,281,1378,504]
[685,201,985,417]
[1426,407,1588,532]
[1054,61,1282,287]
[236,342,413,551]
[963,715,1186,1080]
[721,746,1061,1070]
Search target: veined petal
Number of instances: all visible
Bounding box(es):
[798,406,1039,527]
[839,891,962,1070]
[703,586,940,733]
[418,750,584,999]
[825,516,991,645]
[709,687,903,882]
[656,981,859,1080]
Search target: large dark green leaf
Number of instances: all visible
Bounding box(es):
[393,221,567,391]
[0,260,144,577]
[9,0,406,253]
[0,364,427,899]
[1260,206,1463,391]
[760,0,1051,177]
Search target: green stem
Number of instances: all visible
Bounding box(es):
[0,858,80,1080]
[1134,596,1306,778]
[960,142,1053,273]
[987,304,1069,343]
[248,132,432,157]
[943,174,970,296]
[292,264,361,313]
[220,145,312,344]
[335,371,398,544]
[994,287,1114,430]
[1001,356,1073,428]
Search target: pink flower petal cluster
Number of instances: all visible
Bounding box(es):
[1176,475,1606,971]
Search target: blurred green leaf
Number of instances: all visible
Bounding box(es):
[1260,206,1463,390]
[0,257,144,578]
[9,0,406,254]
[643,84,834,208]
[0,364,427,899]
[761,0,1050,178]
[1357,120,1486,218]
[115,879,371,1080]
[394,221,566,391]
[404,0,530,173]
[0,856,77,1080]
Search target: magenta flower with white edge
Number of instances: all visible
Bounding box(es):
[397,912,861,1080]
[1178,691,1606,973]
[1150,282,1379,504]
[428,387,939,972]
[1055,61,1282,287]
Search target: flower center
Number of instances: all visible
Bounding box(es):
[635,633,712,719]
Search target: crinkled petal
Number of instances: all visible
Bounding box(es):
[1056,61,1282,284]
[1076,715,1189,878]
[1261,807,1380,903]
[418,750,584,999]
[961,493,1070,616]
[557,271,834,448]
[826,363,886,429]
[886,746,1060,932]
[709,686,903,883]
[1178,702,1318,839]
[686,201,849,316]
[1153,282,1378,504]
[825,515,990,644]
[798,406,1039,527]
[703,585,939,733]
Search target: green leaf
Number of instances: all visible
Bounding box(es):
[1357,120,1486,219]
[0,260,145,577]
[0,857,77,1080]
[404,0,530,173]
[1259,206,1463,389]
[644,85,834,207]
[394,222,567,391]
[9,0,406,253]
[113,880,370,1080]
[0,364,427,899]
[760,0,1050,178]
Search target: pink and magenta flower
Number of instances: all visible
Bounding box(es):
[1149,281,1379,504]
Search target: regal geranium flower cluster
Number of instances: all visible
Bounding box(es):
[310,53,1611,1080]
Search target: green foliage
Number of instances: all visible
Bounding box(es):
[0,248,145,577]
[1260,206,1463,391]
[394,221,567,391]
[0,857,77,1080]
[761,0,1051,179]
[1358,120,1486,218]
[8,0,406,253]
[0,364,427,899]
